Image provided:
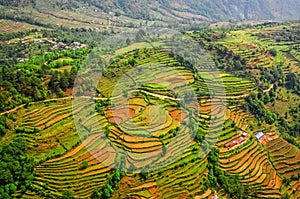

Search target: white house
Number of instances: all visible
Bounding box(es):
[255,131,264,140]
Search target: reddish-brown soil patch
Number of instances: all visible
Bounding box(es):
[199,105,212,112]
[259,134,272,145]
[108,116,123,124]
[168,77,185,83]
[170,109,187,122]
[65,88,73,96]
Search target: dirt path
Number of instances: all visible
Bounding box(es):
[263,84,274,93]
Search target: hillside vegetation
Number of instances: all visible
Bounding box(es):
[0,0,300,194]
[0,0,300,31]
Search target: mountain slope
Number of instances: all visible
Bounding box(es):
[0,0,299,30]
[48,0,300,21]
[185,0,300,21]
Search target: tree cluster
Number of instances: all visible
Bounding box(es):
[0,35,89,112]
[0,116,8,136]
[91,169,124,199]
[244,93,277,125]
[95,99,110,116]
[0,0,35,7]
[0,138,35,198]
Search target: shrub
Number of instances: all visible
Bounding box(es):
[269,48,277,57]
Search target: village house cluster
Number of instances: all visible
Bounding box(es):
[3,37,88,51]
[225,130,273,150]
[51,41,88,50]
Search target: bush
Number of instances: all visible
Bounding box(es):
[61,190,74,199]
[80,160,88,170]
[269,48,277,57]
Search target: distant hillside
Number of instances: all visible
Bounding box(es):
[45,0,300,21]
[0,0,299,29]
[0,0,34,7]
[185,0,300,21]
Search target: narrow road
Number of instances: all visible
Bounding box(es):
[263,84,274,93]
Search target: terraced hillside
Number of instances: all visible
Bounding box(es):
[218,129,283,198]
[1,24,300,199]
[214,24,300,74]
[0,38,253,198]
[1,0,300,31]
[267,138,300,178]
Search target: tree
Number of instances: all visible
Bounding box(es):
[80,160,88,170]
[135,29,146,42]
[113,170,121,182]
[49,72,60,92]
[263,95,271,104]
[126,38,131,45]
[184,90,195,103]
[91,188,102,199]
[127,58,137,66]
[57,88,65,98]
[0,116,8,136]
[282,177,291,186]
[102,184,113,198]
[281,193,290,199]
[269,48,277,57]
[201,140,209,153]
[0,125,6,136]
[33,88,43,101]
[61,190,74,199]
[60,75,69,90]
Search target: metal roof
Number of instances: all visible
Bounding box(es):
[255,131,264,140]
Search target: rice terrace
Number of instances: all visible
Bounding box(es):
[0,1,300,199]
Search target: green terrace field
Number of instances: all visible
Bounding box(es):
[10,95,297,198]
[0,19,42,33]
[96,47,256,100]
[0,24,300,199]
[214,24,300,74]
[194,72,255,98]
[0,42,259,198]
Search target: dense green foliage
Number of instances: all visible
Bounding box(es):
[244,93,277,125]
[260,66,300,96]
[61,190,75,199]
[0,0,35,7]
[0,116,8,136]
[0,29,91,112]
[95,99,111,116]
[286,71,300,94]
[0,138,35,198]
[91,170,124,199]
